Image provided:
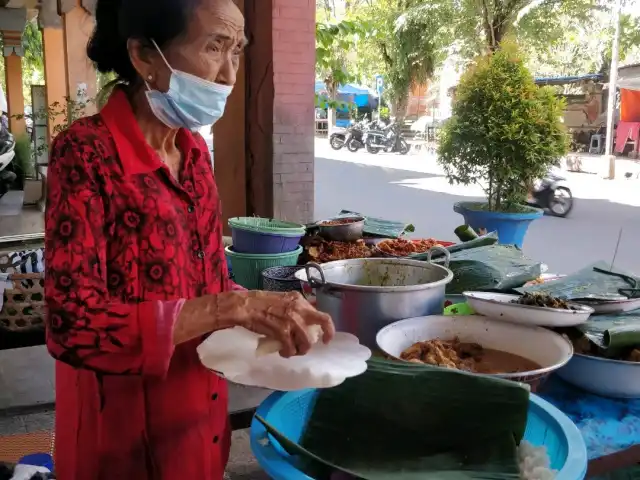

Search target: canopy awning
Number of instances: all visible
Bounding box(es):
[618,64,640,91]
[534,74,603,86]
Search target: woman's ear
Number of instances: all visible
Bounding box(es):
[127,38,168,90]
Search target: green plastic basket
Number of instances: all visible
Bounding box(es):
[228,217,306,236]
[225,245,303,290]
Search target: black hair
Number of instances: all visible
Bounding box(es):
[87,0,201,84]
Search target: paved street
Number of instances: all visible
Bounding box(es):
[314,138,640,275]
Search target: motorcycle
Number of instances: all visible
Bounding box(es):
[0,118,16,198]
[345,120,370,152]
[329,124,354,150]
[527,170,573,217]
[364,122,410,155]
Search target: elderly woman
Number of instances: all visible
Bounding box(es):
[44,0,334,478]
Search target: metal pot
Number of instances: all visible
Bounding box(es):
[316,216,365,242]
[295,247,453,348]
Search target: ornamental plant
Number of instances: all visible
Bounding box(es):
[437,42,569,212]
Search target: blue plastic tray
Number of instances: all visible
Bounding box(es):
[539,376,640,460]
[250,389,588,480]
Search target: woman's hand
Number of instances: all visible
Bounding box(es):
[233,291,334,357]
[173,291,335,357]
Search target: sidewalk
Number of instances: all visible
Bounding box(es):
[565,153,640,178]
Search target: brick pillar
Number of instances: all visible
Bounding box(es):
[2,30,26,136]
[41,27,68,138]
[3,51,26,136]
[271,0,316,223]
[217,0,315,225]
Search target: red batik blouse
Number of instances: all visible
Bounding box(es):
[45,89,234,480]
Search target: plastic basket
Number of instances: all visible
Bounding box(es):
[231,229,304,255]
[228,217,306,235]
[225,246,303,290]
[250,390,588,480]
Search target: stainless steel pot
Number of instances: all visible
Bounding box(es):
[295,247,453,348]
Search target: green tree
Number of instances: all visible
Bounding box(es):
[0,20,44,107]
[438,43,569,212]
[316,19,366,131]
[358,0,452,120]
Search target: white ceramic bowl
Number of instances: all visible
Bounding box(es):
[463,291,594,327]
[556,353,640,399]
[376,315,573,388]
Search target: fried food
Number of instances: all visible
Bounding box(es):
[513,292,576,310]
[377,238,442,257]
[304,236,373,263]
[319,218,360,226]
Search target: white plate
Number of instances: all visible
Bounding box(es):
[556,353,640,399]
[574,297,640,315]
[463,291,594,327]
[197,327,371,391]
[375,315,573,381]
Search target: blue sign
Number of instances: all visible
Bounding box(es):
[375,75,384,95]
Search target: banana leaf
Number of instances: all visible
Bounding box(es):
[258,358,529,480]
[575,309,640,354]
[432,244,543,294]
[517,261,640,300]
[338,210,415,238]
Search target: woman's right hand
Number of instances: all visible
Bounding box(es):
[173,291,335,357]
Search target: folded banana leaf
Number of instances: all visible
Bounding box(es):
[575,309,640,353]
[432,244,543,294]
[517,261,640,300]
[338,210,415,238]
[258,358,529,480]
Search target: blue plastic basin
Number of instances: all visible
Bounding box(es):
[250,390,588,480]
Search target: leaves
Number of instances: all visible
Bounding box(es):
[437,42,570,212]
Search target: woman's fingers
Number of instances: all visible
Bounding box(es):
[301,307,335,343]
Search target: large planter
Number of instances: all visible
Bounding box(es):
[453,201,543,248]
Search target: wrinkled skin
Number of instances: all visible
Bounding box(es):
[124,0,335,357]
[175,291,335,357]
[127,0,246,178]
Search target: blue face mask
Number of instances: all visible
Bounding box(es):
[146,40,233,131]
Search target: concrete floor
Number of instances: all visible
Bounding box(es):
[0,191,43,239]
[0,348,268,478]
[0,409,266,478]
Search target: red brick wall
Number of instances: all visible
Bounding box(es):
[271,0,316,223]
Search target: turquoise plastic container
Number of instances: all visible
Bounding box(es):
[250,390,588,480]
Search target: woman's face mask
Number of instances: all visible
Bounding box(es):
[145,40,233,132]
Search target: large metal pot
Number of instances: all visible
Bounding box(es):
[295,247,453,348]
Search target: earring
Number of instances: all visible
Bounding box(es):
[147,75,153,81]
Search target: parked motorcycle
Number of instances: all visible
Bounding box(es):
[329,127,348,150]
[527,171,573,217]
[364,122,410,155]
[0,119,16,199]
[345,120,370,152]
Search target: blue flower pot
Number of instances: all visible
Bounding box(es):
[453,201,543,248]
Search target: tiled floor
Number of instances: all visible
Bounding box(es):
[0,346,269,478]
[0,410,266,478]
[0,191,268,477]
[0,191,44,239]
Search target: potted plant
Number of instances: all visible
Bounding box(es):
[437,42,569,248]
[11,134,42,204]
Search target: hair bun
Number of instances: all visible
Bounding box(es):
[87,0,136,82]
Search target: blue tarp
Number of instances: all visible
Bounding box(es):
[315,81,379,108]
[534,73,603,86]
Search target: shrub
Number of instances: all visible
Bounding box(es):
[437,42,569,212]
[13,134,34,182]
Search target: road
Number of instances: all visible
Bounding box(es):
[314,138,640,275]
